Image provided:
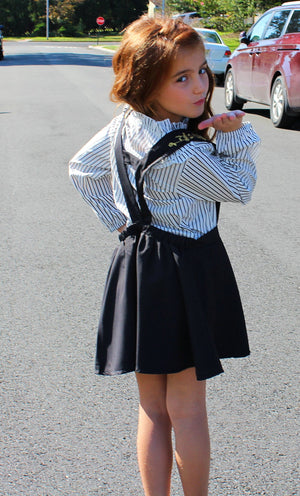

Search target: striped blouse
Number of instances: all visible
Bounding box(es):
[69,108,260,239]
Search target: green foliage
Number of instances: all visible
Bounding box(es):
[219,32,240,50]
[31,21,47,36]
[168,0,282,19]
[0,0,284,36]
[0,0,34,36]
[204,15,245,32]
[74,0,148,32]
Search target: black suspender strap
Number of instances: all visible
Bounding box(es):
[115,120,143,225]
[115,120,221,226]
[216,201,220,221]
[135,130,209,224]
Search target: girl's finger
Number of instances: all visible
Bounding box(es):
[231,110,246,119]
[197,117,215,130]
[198,110,246,130]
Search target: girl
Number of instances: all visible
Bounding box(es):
[69,15,260,496]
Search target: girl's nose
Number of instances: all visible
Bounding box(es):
[193,75,206,94]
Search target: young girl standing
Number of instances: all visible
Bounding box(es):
[69,15,260,496]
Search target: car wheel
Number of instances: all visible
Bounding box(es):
[224,69,246,110]
[270,76,294,128]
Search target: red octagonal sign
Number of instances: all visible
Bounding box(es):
[96,16,105,26]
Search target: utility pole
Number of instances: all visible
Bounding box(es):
[46,0,49,39]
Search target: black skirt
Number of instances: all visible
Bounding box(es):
[95,224,250,381]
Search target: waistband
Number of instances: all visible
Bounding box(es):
[119,223,220,248]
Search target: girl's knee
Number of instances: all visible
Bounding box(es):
[166,368,207,424]
[138,402,171,433]
[167,398,207,426]
[136,373,170,421]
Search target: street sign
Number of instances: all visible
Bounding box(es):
[96,17,105,26]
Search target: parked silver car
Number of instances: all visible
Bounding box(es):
[194,28,231,81]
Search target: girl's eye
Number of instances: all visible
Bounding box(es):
[199,67,208,75]
[177,75,188,83]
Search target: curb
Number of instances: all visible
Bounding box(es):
[89,45,116,53]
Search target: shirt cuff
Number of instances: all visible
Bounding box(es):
[216,122,260,154]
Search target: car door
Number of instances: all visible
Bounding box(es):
[283,9,300,109]
[250,10,291,103]
[233,12,273,99]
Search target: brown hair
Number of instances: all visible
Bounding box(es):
[110,15,215,140]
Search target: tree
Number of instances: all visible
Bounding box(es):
[49,0,85,36]
[0,0,283,36]
[74,0,148,32]
[167,0,227,15]
[28,0,48,36]
[0,0,34,36]
[164,0,282,19]
[166,0,281,31]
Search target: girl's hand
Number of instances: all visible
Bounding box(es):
[198,110,245,133]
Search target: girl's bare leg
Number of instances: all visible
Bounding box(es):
[166,367,210,496]
[135,373,173,496]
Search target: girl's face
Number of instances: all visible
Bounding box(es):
[153,45,209,122]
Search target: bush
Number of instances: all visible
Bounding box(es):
[205,15,246,32]
[31,22,46,36]
[56,23,82,37]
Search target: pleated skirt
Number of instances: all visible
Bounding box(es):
[95,225,250,381]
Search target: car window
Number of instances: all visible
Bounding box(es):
[264,10,290,39]
[248,12,273,42]
[201,32,221,44]
[285,10,300,33]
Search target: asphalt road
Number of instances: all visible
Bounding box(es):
[1,41,299,496]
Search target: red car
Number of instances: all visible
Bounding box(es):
[224,2,300,128]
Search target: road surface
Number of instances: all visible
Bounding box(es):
[1,41,299,496]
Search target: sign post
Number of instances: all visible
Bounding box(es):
[95,17,105,44]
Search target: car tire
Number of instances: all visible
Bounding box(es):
[224,69,246,110]
[270,76,294,128]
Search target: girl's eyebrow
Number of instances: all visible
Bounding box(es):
[172,60,208,78]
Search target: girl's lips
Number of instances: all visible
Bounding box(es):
[194,98,205,105]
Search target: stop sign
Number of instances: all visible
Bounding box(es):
[96,16,105,26]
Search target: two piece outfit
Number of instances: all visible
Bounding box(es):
[69,108,260,381]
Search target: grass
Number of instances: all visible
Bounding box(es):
[98,45,119,51]
[219,32,240,51]
[97,32,241,53]
[4,35,122,42]
[5,32,239,48]
[5,33,240,56]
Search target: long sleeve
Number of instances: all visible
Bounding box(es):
[69,110,260,240]
[177,123,260,204]
[69,122,127,232]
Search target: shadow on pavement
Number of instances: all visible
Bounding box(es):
[245,107,300,130]
[244,107,270,120]
[0,52,112,67]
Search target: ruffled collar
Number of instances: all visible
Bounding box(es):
[121,107,188,158]
[124,106,188,132]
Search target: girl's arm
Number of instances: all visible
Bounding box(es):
[69,123,127,232]
[177,116,260,204]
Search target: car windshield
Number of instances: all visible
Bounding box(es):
[200,31,222,44]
